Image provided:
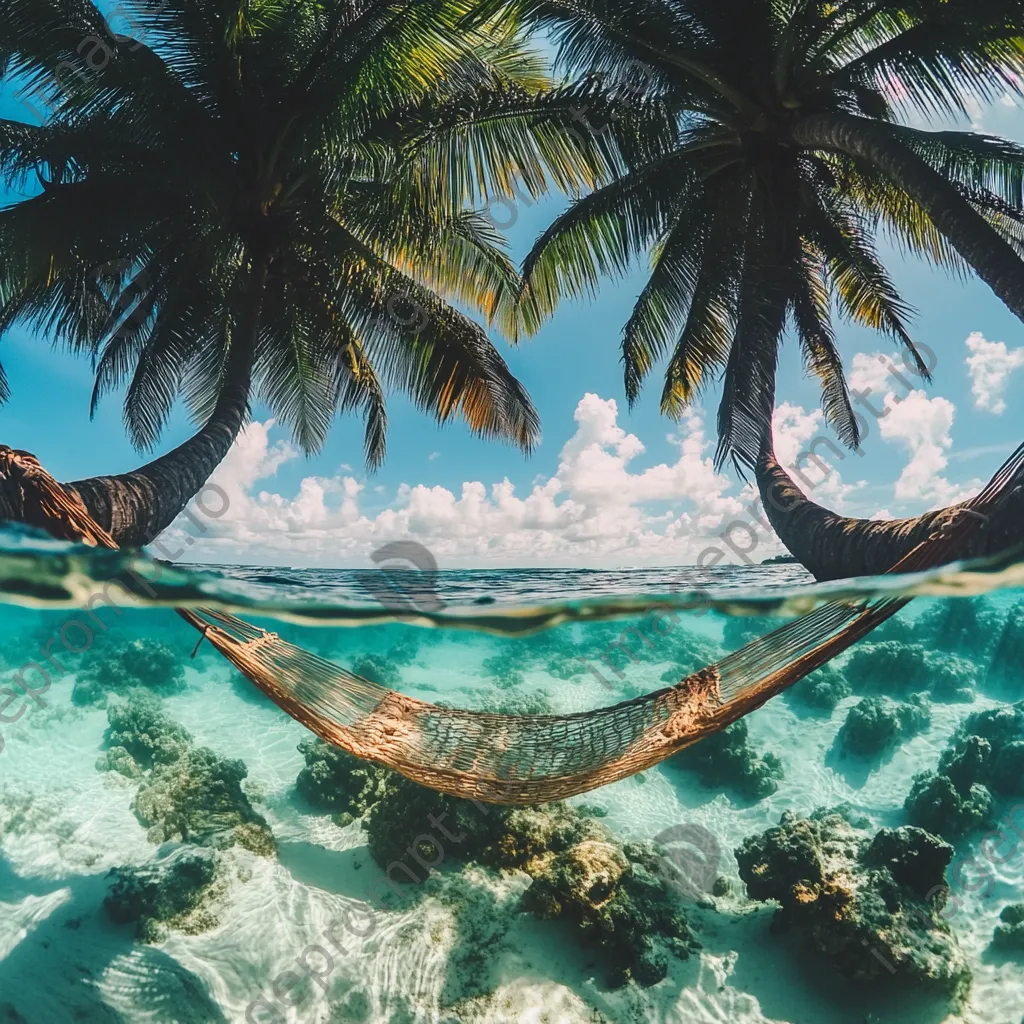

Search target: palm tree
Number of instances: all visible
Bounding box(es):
[482,0,1024,578]
[0,0,629,546]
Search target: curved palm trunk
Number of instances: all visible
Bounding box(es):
[791,112,1024,326]
[755,114,1024,579]
[755,443,1024,581]
[0,260,268,548]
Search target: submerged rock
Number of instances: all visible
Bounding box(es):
[662,631,722,678]
[986,600,1024,692]
[475,688,553,716]
[364,774,596,873]
[837,695,931,758]
[844,641,976,702]
[363,773,693,986]
[904,771,994,839]
[736,811,970,996]
[992,904,1024,952]
[784,663,852,712]
[671,719,784,801]
[914,598,1000,660]
[133,745,275,853]
[545,654,587,680]
[482,651,528,689]
[721,615,787,652]
[905,701,1024,839]
[105,848,218,940]
[351,653,401,687]
[96,691,192,772]
[73,639,186,707]
[523,838,694,986]
[295,738,389,824]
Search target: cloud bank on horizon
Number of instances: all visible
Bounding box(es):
[159,337,998,568]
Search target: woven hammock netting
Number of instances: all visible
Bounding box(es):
[4,440,1024,805]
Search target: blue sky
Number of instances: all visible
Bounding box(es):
[3,80,1024,568]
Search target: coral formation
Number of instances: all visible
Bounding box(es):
[522,838,693,986]
[545,654,587,680]
[844,641,976,702]
[992,904,1024,953]
[836,695,931,758]
[662,630,722,678]
[295,738,389,825]
[482,651,527,689]
[105,848,218,940]
[736,810,970,995]
[721,614,787,652]
[784,663,852,712]
[671,720,784,800]
[351,653,402,687]
[96,690,192,772]
[914,598,1000,659]
[134,746,275,852]
[362,773,693,986]
[73,639,186,707]
[476,689,553,716]
[986,600,1024,692]
[95,693,275,854]
[904,701,1024,839]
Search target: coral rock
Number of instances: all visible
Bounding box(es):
[736,811,970,995]
[671,719,784,801]
[837,695,930,758]
[104,848,218,940]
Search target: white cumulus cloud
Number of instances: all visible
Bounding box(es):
[849,351,981,509]
[965,331,1024,414]
[158,395,795,568]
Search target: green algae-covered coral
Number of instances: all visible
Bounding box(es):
[844,641,976,702]
[522,838,694,986]
[105,848,218,940]
[96,690,193,772]
[662,630,722,678]
[992,904,1024,953]
[903,769,994,839]
[671,719,783,801]
[295,737,389,825]
[481,651,527,689]
[904,701,1024,839]
[837,695,931,758]
[545,654,587,680]
[721,614,787,652]
[736,811,970,996]
[987,600,1024,692]
[363,773,596,872]
[784,663,852,712]
[913,598,1000,659]
[351,653,401,687]
[73,639,186,707]
[362,772,693,986]
[475,688,553,716]
[133,745,275,854]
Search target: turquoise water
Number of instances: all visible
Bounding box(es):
[1,540,1023,1023]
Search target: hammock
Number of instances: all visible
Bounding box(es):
[4,441,1023,805]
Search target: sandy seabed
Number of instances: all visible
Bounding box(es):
[0,601,1022,1024]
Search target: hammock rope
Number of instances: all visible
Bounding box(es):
[4,442,1024,804]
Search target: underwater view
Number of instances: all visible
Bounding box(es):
[1,551,1023,1024]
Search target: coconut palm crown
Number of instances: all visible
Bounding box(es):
[0,0,644,544]
[478,0,1024,472]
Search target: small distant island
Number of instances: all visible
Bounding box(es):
[761,553,798,565]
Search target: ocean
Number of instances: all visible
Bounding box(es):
[1,540,1023,1024]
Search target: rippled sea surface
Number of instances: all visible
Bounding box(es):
[2,534,1024,1024]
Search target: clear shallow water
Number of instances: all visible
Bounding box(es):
[1,536,1023,1023]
